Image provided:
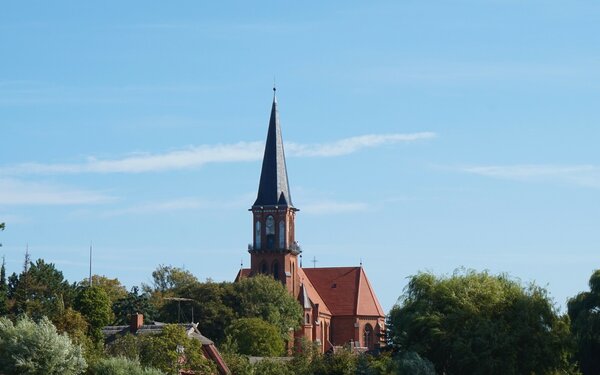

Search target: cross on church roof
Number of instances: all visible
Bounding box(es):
[311,256,318,268]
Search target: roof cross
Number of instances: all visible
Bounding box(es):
[311,256,318,268]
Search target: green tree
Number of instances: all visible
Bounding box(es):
[231,275,302,340]
[0,315,86,375]
[144,264,199,294]
[252,359,294,375]
[79,275,127,305]
[158,281,235,344]
[312,348,358,375]
[12,258,75,320]
[89,357,164,375]
[394,351,435,375]
[568,269,600,375]
[140,324,215,374]
[0,256,8,315]
[110,325,215,375]
[388,269,574,375]
[74,286,112,341]
[221,352,253,375]
[112,286,157,324]
[224,317,285,357]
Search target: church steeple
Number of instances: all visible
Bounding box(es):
[249,89,300,298]
[253,88,294,208]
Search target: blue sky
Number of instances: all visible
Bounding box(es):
[1,1,599,313]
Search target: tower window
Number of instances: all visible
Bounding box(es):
[266,216,275,249]
[363,324,373,349]
[272,260,280,280]
[260,261,268,274]
[255,221,261,249]
[279,220,285,249]
[305,313,310,325]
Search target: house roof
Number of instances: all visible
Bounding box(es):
[302,267,385,317]
[253,90,294,208]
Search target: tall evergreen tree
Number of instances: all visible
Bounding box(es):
[0,257,8,315]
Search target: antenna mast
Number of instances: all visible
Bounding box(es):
[89,242,93,287]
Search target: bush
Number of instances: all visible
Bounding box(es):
[0,315,86,375]
[89,357,164,375]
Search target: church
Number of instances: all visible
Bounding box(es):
[236,89,385,353]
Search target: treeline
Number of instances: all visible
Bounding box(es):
[0,249,599,374]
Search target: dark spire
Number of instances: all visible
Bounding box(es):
[253,90,294,207]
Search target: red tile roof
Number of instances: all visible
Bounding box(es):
[235,268,251,282]
[302,267,385,317]
[297,267,331,315]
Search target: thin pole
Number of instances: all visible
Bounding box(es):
[89,242,93,287]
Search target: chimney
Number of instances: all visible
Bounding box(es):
[130,313,144,333]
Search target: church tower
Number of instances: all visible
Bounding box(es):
[249,88,301,298]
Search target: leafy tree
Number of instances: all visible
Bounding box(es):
[112,286,157,324]
[568,269,600,375]
[224,317,285,357]
[89,357,164,375]
[220,352,253,375]
[312,347,358,375]
[158,281,235,344]
[144,264,199,294]
[107,327,215,375]
[109,325,215,375]
[79,275,127,305]
[74,286,112,341]
[52,306,102,365]
[231,275,302,340]
[394,351,436,375]
[106,333,141,361]
[252,358,294,375]
[0,315,86,375]
[388,269,574,375]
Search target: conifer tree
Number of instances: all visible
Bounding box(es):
[0,256,8,315]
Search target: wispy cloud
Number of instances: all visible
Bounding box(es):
[287,132,436,157]
[0,178,115,205]
[0,132,435,175]
[302,201,369,215]
[101,198,207,217]
[462,164,600,188]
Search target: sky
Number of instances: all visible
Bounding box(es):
[1,1,599,313]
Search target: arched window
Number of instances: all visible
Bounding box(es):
[266,216,275,249]
[305,313,311,325]
[260,261,268,274]
[255,221,261,249]
[272,260,280,280]
[278,221,285,249]
[363,324,373,349]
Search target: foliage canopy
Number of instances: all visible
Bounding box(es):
[388,269,574,375]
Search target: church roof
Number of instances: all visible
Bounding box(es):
[302,267,385,317]
[253,90,294,208]
[298,267,332,315]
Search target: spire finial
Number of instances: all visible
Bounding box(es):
[273,76,276,94]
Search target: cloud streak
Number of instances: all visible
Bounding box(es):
[462,164,600,188]
[302,201,369,215]
[0,178,115,205]
[1,132,435,175]
[100,198,208,217]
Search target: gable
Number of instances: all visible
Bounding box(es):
[302,267,384,317]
